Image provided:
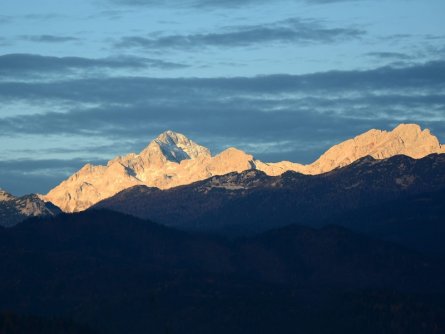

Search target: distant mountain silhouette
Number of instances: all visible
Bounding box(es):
[1,210,444,334]
[0,189,60,227]
[94,153,445,254]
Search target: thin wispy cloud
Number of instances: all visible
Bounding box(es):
[1,0,444,195]
[1,60,444,194]
[365,52,414,60]
[0,15,13,24]
[108,0,371,8]
[0,38,10,46]
[1,60,443,145]
[116,18,365,51]
[0,54,188,77]
[20,35,80,43]
[0,13,68,25]
[23,13,68,21]
[0,158,107,195]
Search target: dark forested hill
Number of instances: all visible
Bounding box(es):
[94,154,445,255]
[318,188,445,256]
[1,210,445,334]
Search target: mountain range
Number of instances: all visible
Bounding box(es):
[93,153,445,254]
[1,123,445,333]
[43,123,445,212]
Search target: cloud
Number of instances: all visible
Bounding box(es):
[23,13,68,21]
[0,158,106,196]
[0,169,63,196]
[115,18,365,50]
[20,35,80,43]
[1,60,443,102]
[0,54,188,77]
[0,14,69,27]
[109,0,261,7]
[1,60,444,194]
[0,158,105,172]
[0,15,13,24]
[87,9,136,20]
[108,0,369,8]
[0,38,10,46]
[365,52,414,60]
[0,60,444,140]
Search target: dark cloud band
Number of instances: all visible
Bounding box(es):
[0,60,443,140]
[116,18,364,50]
[20,35,80,43]
[1,60,444,194]
[0,54,188,77]
[109,0,367,8]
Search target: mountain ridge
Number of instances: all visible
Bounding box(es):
[44,123,445,212]
[93,153,445,255]
[0,189,61,227]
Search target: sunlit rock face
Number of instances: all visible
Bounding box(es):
[44,124,445,212]
[0,189,15,202]
[44,131,257,212]
[300,124,445,175]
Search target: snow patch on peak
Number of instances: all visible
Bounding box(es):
[155,130,187,144]
[44,123,445,213]
[144,130,211,163]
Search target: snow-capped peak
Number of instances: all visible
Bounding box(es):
[146,130,211,163]
[44,124,445,213]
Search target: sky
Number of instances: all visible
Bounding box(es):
[0,0,445,195]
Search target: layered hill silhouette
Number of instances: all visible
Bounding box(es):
[2,124,445,333]
[94,153,445,254]
[1,210,445,334]
[44,124,445,212]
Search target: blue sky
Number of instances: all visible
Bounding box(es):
[1,0,445,195]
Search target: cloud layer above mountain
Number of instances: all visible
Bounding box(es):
[1,59,444,195]
[116,19,365,50]
[1,0,444,195]
[109,0,373,8]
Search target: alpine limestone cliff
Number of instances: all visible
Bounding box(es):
[44,124,445,212]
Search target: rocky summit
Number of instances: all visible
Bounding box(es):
[0,189,60,227]
[43,124,445,212]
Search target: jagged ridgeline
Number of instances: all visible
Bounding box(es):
[44,124,445,212]
[0,189,60,227]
